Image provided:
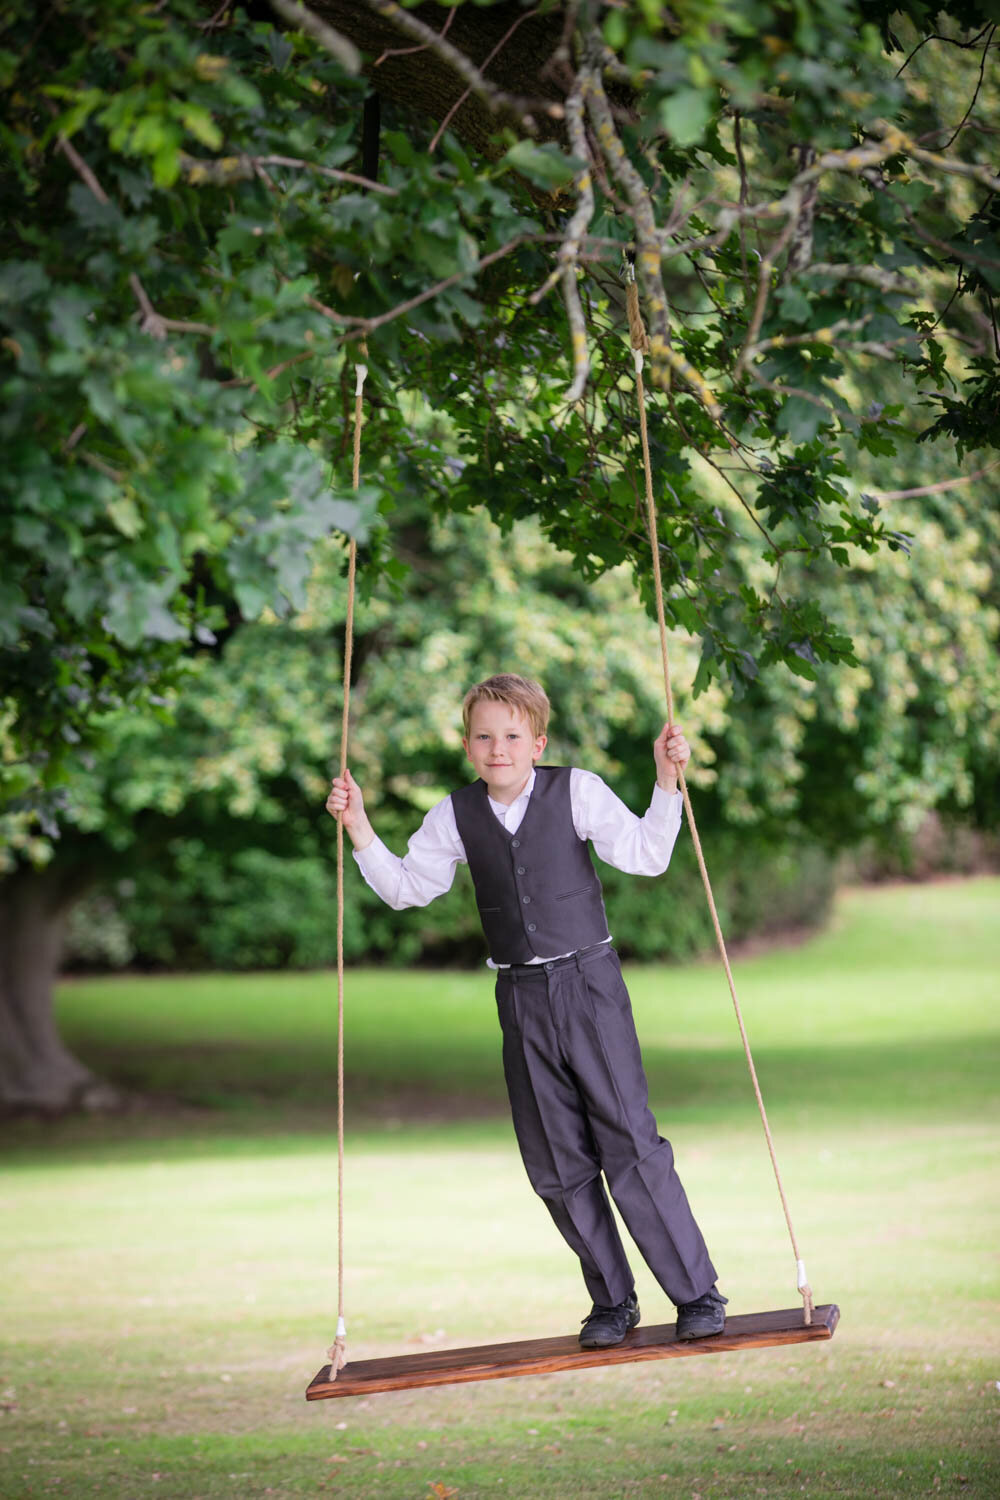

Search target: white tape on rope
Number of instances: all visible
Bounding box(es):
[796,1259,808,1290]
[355,365,368,395]
[337,1315,346,1338]
[632,349,644,375]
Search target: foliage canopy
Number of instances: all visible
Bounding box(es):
[2,0,999,842]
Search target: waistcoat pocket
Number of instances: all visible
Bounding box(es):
[555,883,598,901]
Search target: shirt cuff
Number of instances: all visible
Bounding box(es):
[650,782,684,819]
[353,833,396,879]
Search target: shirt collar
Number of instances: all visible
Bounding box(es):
[486,766,536,821]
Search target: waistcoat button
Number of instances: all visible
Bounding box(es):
[511,839,520,849]
[522,895,531,904]
[516,866,526,875]
[526,922,537,932]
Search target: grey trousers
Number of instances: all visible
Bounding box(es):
[495,943,717,1308]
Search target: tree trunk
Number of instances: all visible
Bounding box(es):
[298,2,570,158]
[0,868,122,1112]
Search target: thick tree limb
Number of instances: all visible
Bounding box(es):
[583,68,727,417]
[428,5,543,153]
[785,145,819,277]
[363,0,563,130]
[530,71,594,402]
[301,2,570,159]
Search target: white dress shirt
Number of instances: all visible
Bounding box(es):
[354,768,684,964]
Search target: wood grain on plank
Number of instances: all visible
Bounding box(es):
[306,1303,840,1400]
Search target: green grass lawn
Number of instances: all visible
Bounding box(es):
[1,879,998,1499]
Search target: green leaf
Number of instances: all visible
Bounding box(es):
[499,141,577,190]
[777,396,828,444]
[177,103,223,151]
[0,261,50,305]
[153,137,182,188]
[774,284,813,326]
[106,496,144,538]
[659,87,713,147]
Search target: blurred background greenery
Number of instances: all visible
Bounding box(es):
[58,494,997,980]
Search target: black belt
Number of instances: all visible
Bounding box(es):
[499,941,612,979]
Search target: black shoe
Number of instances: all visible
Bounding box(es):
[675,1286,728,1341]
[579,1290,640,1348]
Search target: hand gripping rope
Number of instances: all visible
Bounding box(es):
[623,258,814,1326]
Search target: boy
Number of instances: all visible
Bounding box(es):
[326,673,726,1347]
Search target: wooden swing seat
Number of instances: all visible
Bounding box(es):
[306,1302,839,1400]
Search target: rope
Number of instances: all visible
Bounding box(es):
[623,269,814,1326]
[326,350,368,1380]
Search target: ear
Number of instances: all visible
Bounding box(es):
[532,733,547,762]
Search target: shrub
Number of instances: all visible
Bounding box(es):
[62,832,834,972]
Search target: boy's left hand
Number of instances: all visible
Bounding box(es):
[653,723,690,790]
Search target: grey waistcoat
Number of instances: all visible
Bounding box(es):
[451,766,611,965]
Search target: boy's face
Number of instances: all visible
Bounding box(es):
[463,701,547,805]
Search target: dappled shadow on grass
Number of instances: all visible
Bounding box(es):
[39,1037,511,1120]
[640,1032,1000,1121]
[67,1027,1000,1122]
[1,1030,996,1171]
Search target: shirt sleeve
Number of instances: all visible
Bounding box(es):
[570,767,684,876]
[352,794,466,910]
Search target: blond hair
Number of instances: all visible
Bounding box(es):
[462,674,550,738]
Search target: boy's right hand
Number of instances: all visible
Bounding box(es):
[326,768,374,850]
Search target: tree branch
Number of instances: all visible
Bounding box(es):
[55,131,215,339]
[373,4,455,66]
[362,0,564,130]
[585,66,720,417]
[868,460,1000,501]
[874,120,1000,192]
[942,25,997,150]
[558,120,593,401]
[178,152,398,195]
[785,145,819,276]
[530,70,594,402]
[78,450,125,481]
[746,316,874,359]
[747,374,842,421]
[733,197,800,378]
[361,235,538,334]
[267,0,361,74]
[804,263,920,295]
[216,349,317,390]
[893,22,994,78]
[428,6,542,154]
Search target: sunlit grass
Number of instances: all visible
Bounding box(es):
[1,878,998,1498]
